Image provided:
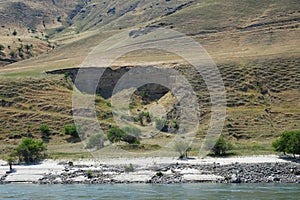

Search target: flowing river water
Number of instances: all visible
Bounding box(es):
[0,183,299,200]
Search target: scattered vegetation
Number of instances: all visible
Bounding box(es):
[272,130,300,158]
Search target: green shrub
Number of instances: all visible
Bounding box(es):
[272,130,300,158]
[40,125,50,136]
[0,44,4,51]
[86,133,107,149]
[64,124,80,138]
[86,170,93,178]
[107,127,126,143]
[212,137,232,156]
[13,138,46,164]
[156,171,163,177]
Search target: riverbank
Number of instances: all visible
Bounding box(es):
[0,155,299,184]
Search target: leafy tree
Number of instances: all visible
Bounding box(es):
[212,137,232,156]
[86,133,107,149]
[0,44,4,51]
[107,127,126,143]
[13,138,46,163]
[64,124,80,138]
[273,130,300,158]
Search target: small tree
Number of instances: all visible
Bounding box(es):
[212,137,232,156]
[13,138,46,164]
[0,44,4,51]
[86,133,107,149]
[273,130,300,158]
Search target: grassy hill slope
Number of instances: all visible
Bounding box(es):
[0,0,299,159]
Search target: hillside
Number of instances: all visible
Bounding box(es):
[0,0,299,159]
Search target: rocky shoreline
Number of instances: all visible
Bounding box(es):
[1,156,300,185]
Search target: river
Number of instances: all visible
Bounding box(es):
[0,183,299,199]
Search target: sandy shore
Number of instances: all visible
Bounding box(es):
[1,155,299,184]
